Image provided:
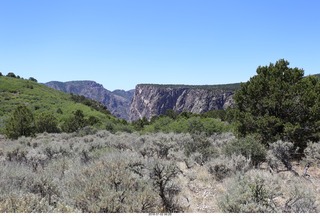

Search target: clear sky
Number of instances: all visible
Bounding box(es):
[1,0,319,90]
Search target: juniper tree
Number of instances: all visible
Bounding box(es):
[5,105,35,139]
[234,59,320,153]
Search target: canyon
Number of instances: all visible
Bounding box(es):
[45,81,240,121]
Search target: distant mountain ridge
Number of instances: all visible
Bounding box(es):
[45,81,134,120]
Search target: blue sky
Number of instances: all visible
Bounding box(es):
[1,0,319,90]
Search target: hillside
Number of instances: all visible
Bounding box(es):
[0,76,119,131]
[45,81,134,120]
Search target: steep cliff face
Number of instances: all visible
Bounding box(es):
[129,84,237,121]
[45,81,134,120]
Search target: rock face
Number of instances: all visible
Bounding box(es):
[129,84,237,121]
[45,81,134,120]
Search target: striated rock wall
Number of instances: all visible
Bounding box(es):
[129,84,236,121]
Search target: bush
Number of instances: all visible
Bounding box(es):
[105,121,115,133]
[149,160,182,212]
[267,140,294,172]
[201,118,229,135]
[132,117,149,130]
[282,178,318,213]
[0,193,51,213]
[223,135,267,167]
[301,141,320,177]
[35,112,60,133]
[28,174,60,205]
[67,153,159,213]
[87,116,100,126]
[303,141,320,168]
[61,110,86,133]
[4,105,35,139]
[218,170,318,213]
[184,133,218,164]
[153,116,174,133]
[207,154,250,181]
[56,108,63,114]
[26,149,48,171]
[218,170,279,213]
[187,117,204,134]
[6,72,16,78]
[5,146,28,163]
[29,77,38,82]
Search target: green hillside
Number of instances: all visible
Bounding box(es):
[0,76,120,132]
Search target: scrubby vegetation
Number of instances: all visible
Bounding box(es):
[0,131,319,213]
[1,60,320,213]
[134,113,232,135]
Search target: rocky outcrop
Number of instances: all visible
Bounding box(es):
[45,81,134,120]
[129,84,238,121]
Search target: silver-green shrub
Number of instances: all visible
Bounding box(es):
[149,159,182,212]
[206,154,250,181]
[267,140,294,172]
[218,170,318,213]
[303,141,320,168]
[223,135,266,167]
